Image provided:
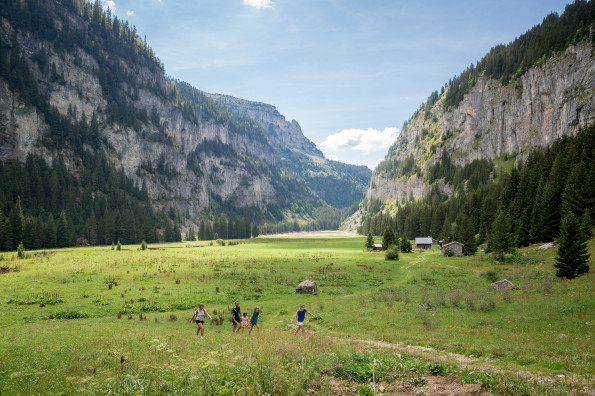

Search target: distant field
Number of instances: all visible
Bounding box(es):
[0,236,593,394]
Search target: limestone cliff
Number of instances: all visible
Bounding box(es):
[367,40,595,206]
[0,0,341,221]
[205,93,372,209]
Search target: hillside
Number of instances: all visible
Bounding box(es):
[205,92,371,209]
[361,0,595,220]
[0,0,367,249]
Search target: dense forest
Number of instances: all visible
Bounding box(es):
[361,125,595,253]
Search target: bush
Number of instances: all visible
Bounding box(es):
[116,240,122,250]
[482,269,499,283]
[216,239,225,246]
[17,242,25,259]
[141,240,147,250]
[385,246,399,261]
[444,248,454,257]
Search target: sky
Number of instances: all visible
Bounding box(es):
[102,0,570,170]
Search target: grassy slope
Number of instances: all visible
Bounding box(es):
[0,236,593,394]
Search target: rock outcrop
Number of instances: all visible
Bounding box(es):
[367,41,595,206]
[296,280,318,295]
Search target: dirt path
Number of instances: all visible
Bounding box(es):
[332,336,594,395]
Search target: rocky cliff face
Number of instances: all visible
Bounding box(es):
[207,93,372,209]
[367,40,595,205]
[205,93,322,158]
[0,1,329,220]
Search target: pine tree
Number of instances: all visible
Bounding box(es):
[489,209,514,260]
[9,197,24,248]
[529,180,546,243]
[400,234,412,253]
[44,214,57,248]
[186,226,196,241]
[251,223,259,238]
[173,224,182,242]
[163,220,174,242]
[365,233,374,250]
[382,226,397,250]
[457,214,477,256]
[0,213,12,251]
[555,212,590,279]
[55,211,70,248]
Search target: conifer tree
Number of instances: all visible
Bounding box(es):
[555,212,590,279]
[186,226,196,241]
[457,214,477,256]
[55,211,70,248]
[44,214,57,248]
[529,180,546,242]
[9,197,24,248]
[0,216,11,251]
[365,232,374,250]
[382,226,397,250]
[400,234,412,253]
[489,209,514,260]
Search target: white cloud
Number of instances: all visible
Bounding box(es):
[101,0,116,12]
[243,0,274,8]
[126,10,134,16]
[320,127,399,153]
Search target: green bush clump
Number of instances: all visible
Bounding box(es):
[385,246,399,261]
[48,311,89,319]
[8,293,65,305]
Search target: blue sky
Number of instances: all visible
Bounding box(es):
[103,0,570,170]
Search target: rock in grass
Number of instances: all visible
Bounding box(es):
[490,279,514,290]
[296,280,318,295]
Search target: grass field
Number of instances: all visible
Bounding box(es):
[0,235,593,394]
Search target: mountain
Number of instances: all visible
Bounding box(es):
[205,92,371,209]
[361,0,595,223]
[0,0,368,249]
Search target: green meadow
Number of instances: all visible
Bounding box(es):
[0,236,593,394]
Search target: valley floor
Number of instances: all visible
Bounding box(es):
[0,236,593,394]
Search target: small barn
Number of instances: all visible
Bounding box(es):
[370,243,383,252]
[441,241,464,257]
[415,236,433,250]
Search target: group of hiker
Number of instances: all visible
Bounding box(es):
[188,300,315,339]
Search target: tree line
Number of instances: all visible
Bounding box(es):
[361,124,594,263]
[0,153,166,251]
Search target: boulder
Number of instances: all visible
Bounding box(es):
[490,279,514,290]
[296,280,318,295]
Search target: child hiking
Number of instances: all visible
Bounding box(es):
[188,303,213,339]
[248,306,260,335]
[240,312,249,334]
[294,304,315,337]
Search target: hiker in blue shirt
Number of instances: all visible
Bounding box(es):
[294,304,315,337]
[230,300,241,333]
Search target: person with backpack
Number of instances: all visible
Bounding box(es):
[188,303,213,339]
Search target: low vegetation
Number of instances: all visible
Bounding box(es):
[0,235,592,394]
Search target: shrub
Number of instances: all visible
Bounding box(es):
[482,269,499,283]
[116,240,122,250]
[216,239,225,246]
[141,240,147,250]
[49,311,89,319]
[17,242,25,259]
[384,246,399,261]
[444,248,454,257]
